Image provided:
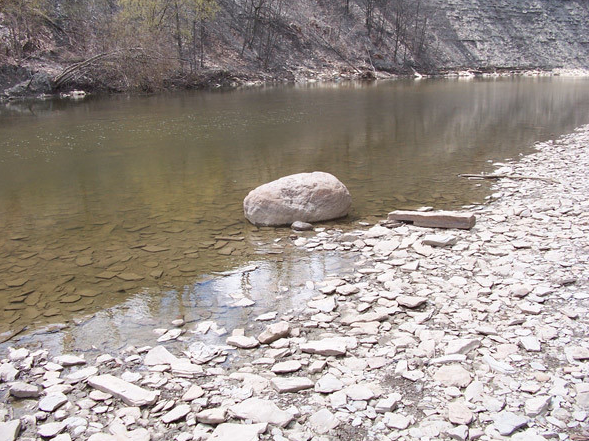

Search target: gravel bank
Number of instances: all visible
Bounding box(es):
[1,125,589,441]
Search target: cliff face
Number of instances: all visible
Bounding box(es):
[424,0,589,70]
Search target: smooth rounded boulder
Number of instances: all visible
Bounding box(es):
[243,172,352,226]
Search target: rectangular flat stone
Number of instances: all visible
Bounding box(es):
[387,210,476,230]
[271,377,314,393]
[88,374,158,406]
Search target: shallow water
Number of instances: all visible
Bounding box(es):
[1,77,589,353]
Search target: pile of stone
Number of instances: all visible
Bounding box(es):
[1,126,589,441]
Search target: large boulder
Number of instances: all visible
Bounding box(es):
[243,172,351,226]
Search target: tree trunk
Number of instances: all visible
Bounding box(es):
[174,1,184,70]
[200,17,205,68]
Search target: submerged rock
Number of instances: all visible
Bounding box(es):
[243,172,351,226]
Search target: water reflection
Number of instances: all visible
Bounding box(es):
[1,77,589,351]
[15,252,354,355]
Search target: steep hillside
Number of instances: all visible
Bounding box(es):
[1,0,588,98]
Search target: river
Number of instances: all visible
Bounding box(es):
[1,76,589,354]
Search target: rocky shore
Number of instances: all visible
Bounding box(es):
[1,125,589,441]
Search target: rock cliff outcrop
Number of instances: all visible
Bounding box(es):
[425,0,589,70]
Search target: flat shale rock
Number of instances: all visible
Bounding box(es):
[182,384,205,401]
[66,366,98,383]
[271,360,302,374]
[161,404,190,423]
[434,364,472,388]
[54,354,86,366]
[422,234,458,247]
[344,384,375,401]
[88,374,158,406]
[10,381,41,398]
[226,335,259,349]
[525,395,551,417]
[387,210,476,229]
[209,423,267,441]
[271,377,314,393]
[384,413,412,430]
[493,411,528,436]
[396,295,427,309]
[375,394,402,413]
[315,373,344,393]
[144,345,179,366]
[257,321,290,344]
[195,408,227,424]
[116,273,144,281]
[39,392,68,412]
[230,398,294,427]
[0,362,18,381]
[445,338,481,355]
[0,419,21,441]
[38,421,66,438]
[308,408,339,434]
[448,401,474,425]
[300,338,347,356]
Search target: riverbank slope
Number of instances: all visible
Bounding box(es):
[2,0,589,99]
[1,123,588,439]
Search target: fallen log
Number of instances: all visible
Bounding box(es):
[459,173,557,183]
[53,52,115,88]
[388,210,476,230]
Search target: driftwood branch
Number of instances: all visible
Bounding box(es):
[53,51,116,88]
[52,48,143,89]
[459,174,557,184]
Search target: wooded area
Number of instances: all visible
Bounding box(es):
[0,0,434,92]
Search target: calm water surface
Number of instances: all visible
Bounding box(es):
[1,77,589,354]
